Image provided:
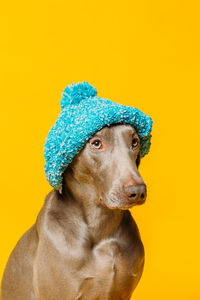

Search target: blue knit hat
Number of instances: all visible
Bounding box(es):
[44,81,153,190]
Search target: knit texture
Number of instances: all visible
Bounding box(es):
[44,82,153,190]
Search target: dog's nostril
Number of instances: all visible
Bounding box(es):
[130,193,137,198]
[141,193,145,199]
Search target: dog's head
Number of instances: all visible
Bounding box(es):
[62,124,147,210]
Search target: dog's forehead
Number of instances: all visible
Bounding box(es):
[93,124,136,138]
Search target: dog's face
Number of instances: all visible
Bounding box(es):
[63,124,147,210]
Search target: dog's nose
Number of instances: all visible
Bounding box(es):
[123,182,147,203]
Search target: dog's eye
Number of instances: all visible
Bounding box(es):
[91,140,102,149]
[132,138,139,148]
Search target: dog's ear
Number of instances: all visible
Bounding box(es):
[136,151,141,168]
[58,185,62,195]
[58,171,68,197]
[58,173,64,195]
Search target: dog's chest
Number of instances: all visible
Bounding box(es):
[75,238,144,300]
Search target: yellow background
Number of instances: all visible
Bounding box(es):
[0,1,200,299]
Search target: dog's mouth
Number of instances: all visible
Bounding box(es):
[99,198,109,208]
[99,197,145,210]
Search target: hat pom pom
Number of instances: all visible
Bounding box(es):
[60,81,97,109]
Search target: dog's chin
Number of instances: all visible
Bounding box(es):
[99,198,145,210]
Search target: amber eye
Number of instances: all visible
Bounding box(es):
[92,140,102,149]
[132,138,139,148]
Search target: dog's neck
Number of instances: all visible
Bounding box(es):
[62,179,124,243]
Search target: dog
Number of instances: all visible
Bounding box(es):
[1,123,147,300]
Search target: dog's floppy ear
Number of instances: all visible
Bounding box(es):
[136,151,141,168]
[58,185,62,195]
[58,173,64,195]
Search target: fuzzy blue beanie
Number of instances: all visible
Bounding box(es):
[44,81,153,190]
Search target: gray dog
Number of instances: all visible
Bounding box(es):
[1,123,147,300]
[1,81,153,300]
